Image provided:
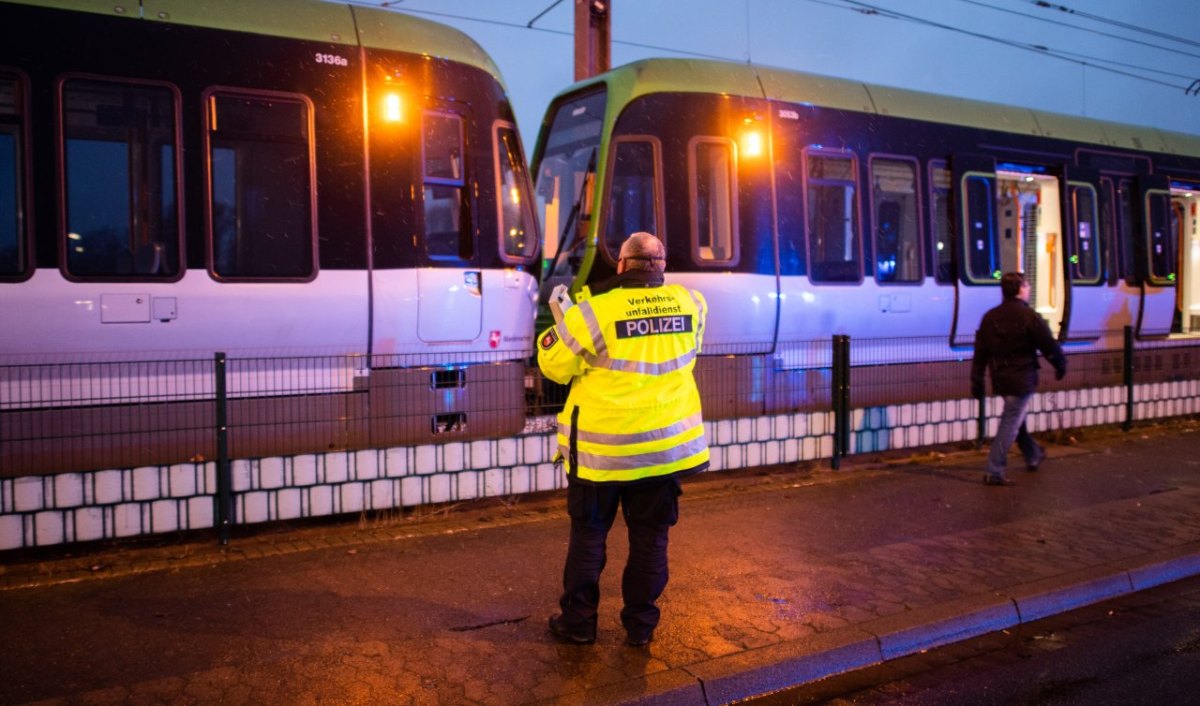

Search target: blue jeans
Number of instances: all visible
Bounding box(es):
[986,394,1044,478]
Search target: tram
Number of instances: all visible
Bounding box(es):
[0,0,541,471]
[531,58,1200,415]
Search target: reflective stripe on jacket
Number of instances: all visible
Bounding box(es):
[537,279,709,484]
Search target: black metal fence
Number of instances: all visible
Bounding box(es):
[3,325,1198,485]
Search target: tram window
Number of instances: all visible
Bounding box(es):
[62,78,180,279]
[495,124,536,262]
[1145,191,1175,285]
[929,163,954,283]
[806,152,859,282]
[690,138,737,264]
[1,75,23,277]
[1115,179,1136,282]
[962,174,999,283]
[870,158,921,283]
[1098,178,1117,284]
[208,91,313,279]
[1069,183,1102,284]
[423,111,470,260]
[604,138,660,262]
[536,89,606,273]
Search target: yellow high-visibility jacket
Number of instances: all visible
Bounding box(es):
[537,273,709,484]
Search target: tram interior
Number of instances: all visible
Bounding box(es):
[1171,187,1198,334]
[996,170,1064,335]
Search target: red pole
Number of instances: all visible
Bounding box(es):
[574,0,610,81]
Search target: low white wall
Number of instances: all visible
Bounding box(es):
[3,381,1198,551]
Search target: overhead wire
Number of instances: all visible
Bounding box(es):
[953,0,1200,62]
[828,0,1192,92]
[1026,0,1200,50]
[526,0,565,28]
[345,0,737,62]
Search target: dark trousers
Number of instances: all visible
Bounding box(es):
[559,475,682,639]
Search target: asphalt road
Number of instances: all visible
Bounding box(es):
[750,574,1200,706]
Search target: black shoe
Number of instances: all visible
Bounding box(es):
[1026,462,1040,472]
[983,474,1016,486]
[548,614,595,645]
[625,632,653,647]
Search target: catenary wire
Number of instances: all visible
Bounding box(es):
[830,0,1189,91]
[1026,0,1200,50]
[953,0,1200,62]
[344,0,736,62]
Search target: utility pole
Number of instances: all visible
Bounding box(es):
[574,0,610,81]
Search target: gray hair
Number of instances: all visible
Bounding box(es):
[618,232,666,272]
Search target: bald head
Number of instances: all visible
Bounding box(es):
[618,232,666,273]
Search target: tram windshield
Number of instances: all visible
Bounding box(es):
[535,89,605,280]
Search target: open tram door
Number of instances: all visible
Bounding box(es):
[994,163,1066,336]
[1132,175,1176,338]
[949,154,997,347]
[949,155,1066,345]
[1169,181,1198,334]
[1057,167,1106,341]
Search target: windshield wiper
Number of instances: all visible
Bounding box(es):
[548,147,597,278]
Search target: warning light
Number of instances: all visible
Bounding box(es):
[741,130,763,158]
[383,92,402,122]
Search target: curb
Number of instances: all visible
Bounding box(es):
[582,543,1200,706]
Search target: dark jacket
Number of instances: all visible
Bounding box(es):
[971,297,1066,397]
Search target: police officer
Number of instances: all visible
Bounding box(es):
[538,231,709,647]
[971,272,1067,486]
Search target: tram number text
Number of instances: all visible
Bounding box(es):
[778,109,800,120]
[315,53,349,67]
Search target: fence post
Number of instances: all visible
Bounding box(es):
[840,335,851,458]
[831,335,850,470]
[214,352,233,545]
[976,394,987,449]
[1122,325,1134,431]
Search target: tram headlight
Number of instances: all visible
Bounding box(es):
[382,92,403,123]
[741,130,763,158]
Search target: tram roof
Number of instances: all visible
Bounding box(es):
[569,58,1200,160]
[3,0,504,84]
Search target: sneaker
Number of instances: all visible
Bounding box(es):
[1026,452,1045,472]
[548,614,595,645]
[983,474,1016,486]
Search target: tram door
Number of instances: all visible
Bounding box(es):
[949,155,1067,346]
[416,101,483,343]
[950,154,999,346]
[995,167,1065,336]
[1171,182,1199,334]
[1058,167,1107,340]
[1134,175,1175,337]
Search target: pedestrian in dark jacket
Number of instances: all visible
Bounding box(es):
[971,272,1067,486]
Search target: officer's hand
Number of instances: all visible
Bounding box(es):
[1055,367,1066,381]
[971,382,985,399]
